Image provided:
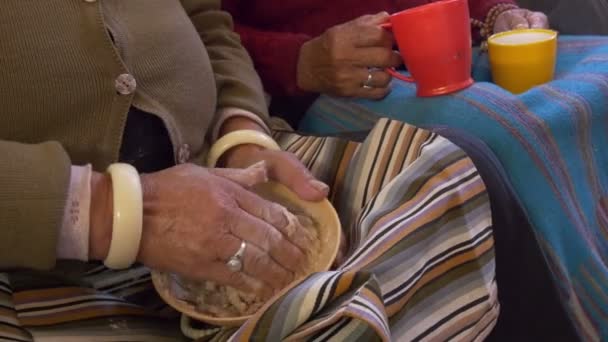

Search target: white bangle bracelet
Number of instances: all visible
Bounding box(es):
[104,163,143,269]
[206,129,281,167]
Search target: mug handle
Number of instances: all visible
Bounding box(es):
[386,68,415,83]
[380,22,415,83]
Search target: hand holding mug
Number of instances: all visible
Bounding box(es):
[296,12,401,99]
[378,0,474,97]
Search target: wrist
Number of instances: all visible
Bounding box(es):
[136,173,154,264]
[219,116,266,137]
[210,115,280,168]
[221,144,265,168]
[89,171,113,261]
[296,40,318,93]
[208,129,280,168]
[218,117,267,167]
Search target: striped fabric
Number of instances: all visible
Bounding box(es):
[300,36,608,341]
[0,119,495,341]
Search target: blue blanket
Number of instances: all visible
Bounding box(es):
[300,36,608,340]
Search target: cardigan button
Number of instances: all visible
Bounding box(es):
[115,74,137,95]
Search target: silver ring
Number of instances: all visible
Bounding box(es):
[362,70,374,89]
[226,241,247,272]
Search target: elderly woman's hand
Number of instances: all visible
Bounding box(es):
[218,116,347,266]
[222,145,329,202]
[297,12,401,99]
[493,8,549,33]
[90,163,315,300]
[222,143,350,267]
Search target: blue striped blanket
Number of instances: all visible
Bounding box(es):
[300,35,608,340]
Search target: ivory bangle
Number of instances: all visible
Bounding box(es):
[206,129,280,167]
[104,163,143,269]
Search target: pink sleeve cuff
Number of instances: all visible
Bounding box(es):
[210,107,271,143]
[57,164,92,261]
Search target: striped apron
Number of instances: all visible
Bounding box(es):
[0,119,496,341]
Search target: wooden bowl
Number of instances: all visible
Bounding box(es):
[151,181,342,327]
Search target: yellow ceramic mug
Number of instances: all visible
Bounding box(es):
[488,29,558,94]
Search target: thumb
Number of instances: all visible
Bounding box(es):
[266,152,329,202]
[208,161,268,188]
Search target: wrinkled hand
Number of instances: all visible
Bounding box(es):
[297,12,401,99]
[223,144,349,268]
[494,9,549,33]
[222,145,329,202]
[135,163,316,300]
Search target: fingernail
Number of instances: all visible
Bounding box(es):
[308,179,329,194]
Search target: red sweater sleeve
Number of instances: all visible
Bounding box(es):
[234,24,312,98]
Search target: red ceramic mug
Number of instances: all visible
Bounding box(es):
[381,0,474,97]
